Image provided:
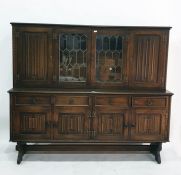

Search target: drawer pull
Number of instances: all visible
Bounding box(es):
[146,99,153,106]
[68,98,74,104]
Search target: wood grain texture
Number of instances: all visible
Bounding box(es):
[134,35,160,82]
[9,23,173,164]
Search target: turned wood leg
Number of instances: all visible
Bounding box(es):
[150,142,162,164]
[16,142,26,165]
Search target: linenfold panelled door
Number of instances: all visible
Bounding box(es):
[131,30,169,89]
[13,27,52,87]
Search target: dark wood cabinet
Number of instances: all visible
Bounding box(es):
[9,23,173,164]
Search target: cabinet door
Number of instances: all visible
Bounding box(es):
[130,31,169,89]
[130,109,168,141]
[12,106,51,141]
[52,27,91,88]
[13,27,52,87]
[53,107,90,141]
[93,107,129,141]
[91,29,129,88]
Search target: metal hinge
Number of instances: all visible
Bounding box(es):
[16,74,20,80]
[88,111,96,118]
[53,33,58,40]
[52,122,58,128]
[14,31,20,38]
[53,75,57,81]
[45,122,51,128]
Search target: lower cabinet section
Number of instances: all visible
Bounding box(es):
[9,91,172,164]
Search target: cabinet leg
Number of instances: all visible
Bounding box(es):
[150,142,162,164]
[16,142,26,165]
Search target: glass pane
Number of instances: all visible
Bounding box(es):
[59,33,87,82]
[96,35,123,82]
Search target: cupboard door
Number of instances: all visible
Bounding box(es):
[13,27,52,87]
[94,107,129,141]
[131,31,169,89]
[92,29,129,88]
[12,106,51,141]
[52,28,91,88]
[53,107,90,141]
[131,109,168,141]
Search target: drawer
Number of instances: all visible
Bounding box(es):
[95,96,129,107]
[132,97,167,107]
[55,96,89,106]
[15,96,50,105]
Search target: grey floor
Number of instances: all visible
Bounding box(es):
[1,124,181,175]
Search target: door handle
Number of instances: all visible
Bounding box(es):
[123,124,129,128]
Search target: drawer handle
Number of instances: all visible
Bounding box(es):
[146,99,153,106]
[68,98,74,104]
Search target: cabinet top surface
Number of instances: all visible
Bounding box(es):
[8,88,173,95]
[10,22,172,29]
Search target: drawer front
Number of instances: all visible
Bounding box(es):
[15,96,51,105]
[132,97,167,107]
[95,96,129,107]
[55,96,89,106]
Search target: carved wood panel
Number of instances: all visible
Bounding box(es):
[54,107,89,140]
[13,106,51,141]
[14,28,52,87]
[58,113,84,134]
[131,34,163,89]
[20,112,46,134]
[131,109,167,141]
[94,108,129,141]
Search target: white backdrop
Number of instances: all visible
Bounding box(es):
[0,0,181,171]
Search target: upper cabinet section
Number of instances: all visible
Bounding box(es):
[11,23,171,90]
